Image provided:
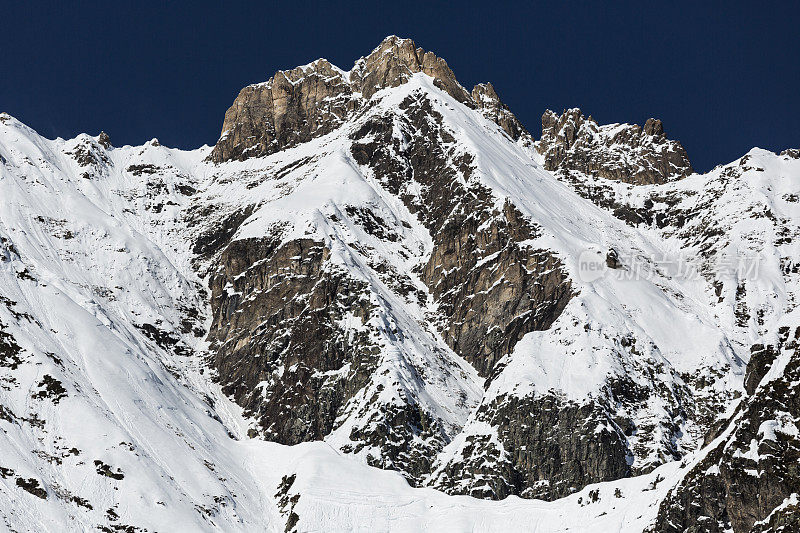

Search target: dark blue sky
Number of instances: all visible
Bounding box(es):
[3,1,797,171]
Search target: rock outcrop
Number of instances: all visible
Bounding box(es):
[210,36,528,163]
[471,82,529,141]
[430,393,632,500]
[207,236,379,444]
[535,108,693,184]
[349,35,472,104]
[209,59,357,162]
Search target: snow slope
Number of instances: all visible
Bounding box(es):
[0,112,666,531]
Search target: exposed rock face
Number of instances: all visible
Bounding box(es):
[191,188,475,485]
[535,108,693,184]
[203,79,571,488]
[202,226,465,484]
[209,59,357,162]
[430,394,631,500]
[430,331,705,501]
[67,135,112,180]
[350,92,572,377]
[97,131,111,149]
[422,202,571,377]
[349,35,472,104]
[210,36,527,163]
[344,396,454,484]
[656,326,800,533]
[471,82,529,141]
[197,36,797,520]
[206,235,379,444]
[745,342,779,395]
[750,502,800,533]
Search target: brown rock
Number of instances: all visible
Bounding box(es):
[210,36,526,163]
[97,131,111,149]
[210,58,357,162]
[471,82,530,141]
[643,117,664,136]
[535,108,693,184]
[350,36,472,104]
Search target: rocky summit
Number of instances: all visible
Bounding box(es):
[0,36,798,532]
[209,36,531,164]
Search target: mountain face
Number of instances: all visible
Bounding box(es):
[0,36,798,532]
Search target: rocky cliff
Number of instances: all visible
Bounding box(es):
[656,325,800,533]
[201,45,573,487]
[535,108,693,185]
[210,36,529,163]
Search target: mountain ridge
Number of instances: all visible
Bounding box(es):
[209,36,530,163]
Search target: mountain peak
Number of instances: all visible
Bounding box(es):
[350,35,471,103]
[1,33,799,532]
[643,117,664,136]
[209,36,526,162]
[97,131,111,148]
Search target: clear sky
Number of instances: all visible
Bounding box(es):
[3,1,797,171]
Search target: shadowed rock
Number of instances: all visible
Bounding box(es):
[656,325,800,533]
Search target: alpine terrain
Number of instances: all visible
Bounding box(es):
[0,36,798,532]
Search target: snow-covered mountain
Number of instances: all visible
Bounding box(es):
[0,36,797,532]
